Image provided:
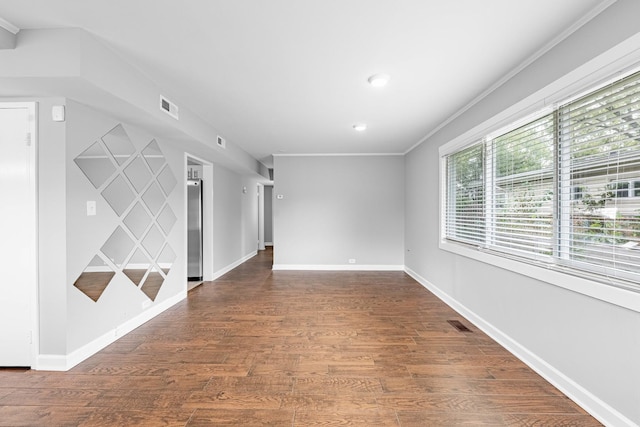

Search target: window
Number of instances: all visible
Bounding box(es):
[443,70,640,290]
[572,186,586,200]
[445,144,485,245]
[606,182,630,198]
[490,114,555,259]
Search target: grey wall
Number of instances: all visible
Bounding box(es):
[65,100,185,353]
[240,175,260,261]
[37,97,68,355]
[264,185,273,244]
[0,28,268,180]
[11,3,639,422]
[29,97,260,361]
[404,1,640,425]
[211,165,260,274]
[273,155,404,268]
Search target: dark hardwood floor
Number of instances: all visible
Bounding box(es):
[0,248,601,426]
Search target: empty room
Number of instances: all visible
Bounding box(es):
[0,1,639,426]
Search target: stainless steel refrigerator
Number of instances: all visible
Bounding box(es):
[187,179,203,281]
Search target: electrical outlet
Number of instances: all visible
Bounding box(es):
[348,259,356,264]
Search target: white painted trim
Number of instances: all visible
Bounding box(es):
[114,292,185,338]
[404,266,637,427]
[406,0,618,155]
[35,291,186,371]
[35,354,68,371]
[36,250,259,371]
[29,103,39,369]
[438,33,640,157]
[436,34,640,313]
[212,251,257,280]
[272,264,404,271]
[273,153,403,158]
[184,153,214,281]
[202,162,214,281]
[440,241,640,313]
[86,264,149,272]
[265,242,273,246]
[0,17,19,35]
[258,184,265,251]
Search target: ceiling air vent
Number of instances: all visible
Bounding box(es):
[216,135,226,149]
[159,95,179,120]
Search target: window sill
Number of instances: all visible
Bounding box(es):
[439,240,640,313]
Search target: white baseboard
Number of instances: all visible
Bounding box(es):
[265,242,273,246]
[35,354,68,371]
[212,251,257,280]
[35,291,186,371]
[36,252,259,371]
[273,264,404,271]
[404,266,637,427]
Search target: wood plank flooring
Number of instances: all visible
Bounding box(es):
[0,248,601,426]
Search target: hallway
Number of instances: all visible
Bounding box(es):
[0,248,599,426]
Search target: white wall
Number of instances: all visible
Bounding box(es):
[405,1,640,425]
[273,155,404,269]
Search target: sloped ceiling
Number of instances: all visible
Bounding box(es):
[0,0,611,166]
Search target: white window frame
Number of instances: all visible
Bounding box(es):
[439,35,640,314]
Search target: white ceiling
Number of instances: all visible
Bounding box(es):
[0,0,609,167]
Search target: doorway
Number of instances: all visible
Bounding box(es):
[0,102,37,367]
[187,177,203,281]
[185,155,213,290]
[264,185,274,247]
[257,184,274,252]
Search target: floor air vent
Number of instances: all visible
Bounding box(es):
[447,320,472,333]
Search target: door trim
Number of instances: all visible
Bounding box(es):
[184,154,214,282]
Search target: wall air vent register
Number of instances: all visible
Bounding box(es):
[159,95,179,120]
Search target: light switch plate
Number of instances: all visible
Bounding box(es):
[87,200,96,216]
[52,105,65,122]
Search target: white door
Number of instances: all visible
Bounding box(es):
[0,102,36,367]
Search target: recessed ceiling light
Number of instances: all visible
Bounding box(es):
[368,73,390,87]
[353,123,367,131]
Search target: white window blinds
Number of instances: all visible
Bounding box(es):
[489,114,555,260]
[443,69,640,290]
[558,73,640,283]
[445,143,485,245]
